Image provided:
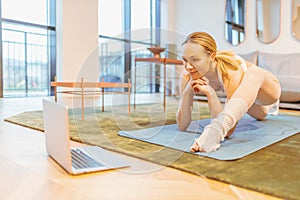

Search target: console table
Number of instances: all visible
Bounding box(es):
[51,77,132,121]
[134,57,183,112]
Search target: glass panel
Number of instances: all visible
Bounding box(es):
[98,0,160,93]
[2,22,49,97]
[131,0,151,42]
[2,0,49,25]
[256,0,280,43]
[1,0,53,97]
[225,0,245,45]
[292,0,300,40]
[131,0,154,93]
[98,0,123,39]
[98,0,124,83]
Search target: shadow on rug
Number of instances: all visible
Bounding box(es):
[4,101,300,200]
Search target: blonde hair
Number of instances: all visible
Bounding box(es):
[182,32,241,79]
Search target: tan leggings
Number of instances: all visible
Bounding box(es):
[231,67,281,120]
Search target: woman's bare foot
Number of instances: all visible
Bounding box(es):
[189,126,221,153]
[190,139,204,152]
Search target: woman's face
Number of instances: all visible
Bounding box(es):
[181,42,212,80]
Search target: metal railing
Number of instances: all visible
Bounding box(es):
[2,23,50,97]
[2,31,166,97]
[99,35,163,93]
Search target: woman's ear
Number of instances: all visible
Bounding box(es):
[209,52,216,62]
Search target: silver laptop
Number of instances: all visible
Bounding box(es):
[42,99,130,175]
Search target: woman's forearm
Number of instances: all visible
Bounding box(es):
[206,87,223,118]
[176,84,194,131]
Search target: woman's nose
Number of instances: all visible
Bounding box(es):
[185,62,194,70]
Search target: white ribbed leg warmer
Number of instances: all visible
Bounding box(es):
[193,98,248,152]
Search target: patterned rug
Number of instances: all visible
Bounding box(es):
[4,101,300,200]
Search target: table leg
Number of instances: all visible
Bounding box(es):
[163,62,166,112]
[81,77,84,121]
[102,87,104,112]
[54,76,57,102]
[54,86,57,102]
[128,79,131,115]
[134,61,137,109]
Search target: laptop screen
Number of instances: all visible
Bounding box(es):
[43,99,72,172]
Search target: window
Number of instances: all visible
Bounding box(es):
[98,0,160,93]
[98,0,124,82]
[225,0,245,45]
[0,0,56,97]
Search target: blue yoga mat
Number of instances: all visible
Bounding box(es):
[118,114,300,160]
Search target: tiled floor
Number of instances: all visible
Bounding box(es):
[0,94,284,200]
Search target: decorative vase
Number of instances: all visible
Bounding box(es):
[147,47,166,58]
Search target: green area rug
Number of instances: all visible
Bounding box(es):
[4,101,300,200]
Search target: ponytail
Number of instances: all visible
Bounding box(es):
[214,50,241,79]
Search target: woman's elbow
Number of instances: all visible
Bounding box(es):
[178,126,187,131]
[176,120,190,131]
[176,111,191,131]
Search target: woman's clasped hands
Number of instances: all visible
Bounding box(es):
[190,76,211,95]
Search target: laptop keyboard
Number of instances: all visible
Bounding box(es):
[71,148,105,169]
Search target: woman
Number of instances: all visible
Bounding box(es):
[176,31,281,153]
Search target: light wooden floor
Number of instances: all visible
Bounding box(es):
[0,94,288,200]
